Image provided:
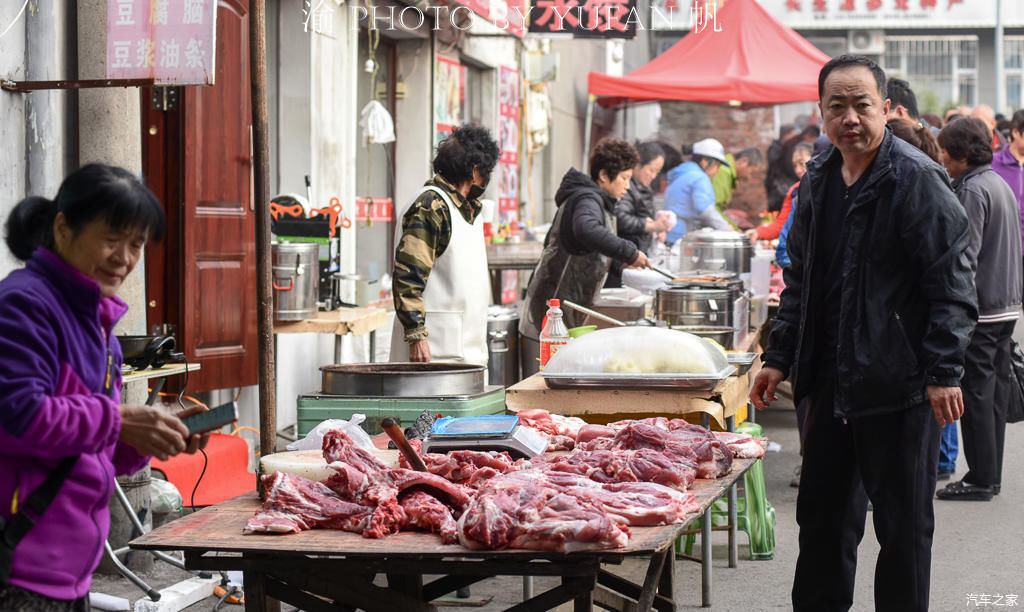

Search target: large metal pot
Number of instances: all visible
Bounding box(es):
[272,242,320,321]
[671,325,736,350]
[677,229,753,278]
[487,305,520,387]
[655,281,742,328]
[321,362,486,397]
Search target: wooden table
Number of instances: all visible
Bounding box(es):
[131,458,758,611]
[274,306,389,363]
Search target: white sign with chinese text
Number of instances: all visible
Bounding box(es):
[755,0,1024,30]
[106,0,218,85]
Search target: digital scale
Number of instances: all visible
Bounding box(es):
[421,415,548,459]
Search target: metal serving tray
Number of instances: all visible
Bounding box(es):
[726,352,758,375]
[540,365,736,390]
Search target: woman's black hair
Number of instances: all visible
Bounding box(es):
[938,117,993,168]
[589,138,639,183]
[634,141,666,167]
[659,142,683,172]
[433,124,500,186]
[5,163,166,261]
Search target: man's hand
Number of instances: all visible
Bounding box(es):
[750,366,785,410]
[927,385,964,426]
[175,404,213,454]
[118,404,190,461]
[628,251,651,269]
[410,339,431,362]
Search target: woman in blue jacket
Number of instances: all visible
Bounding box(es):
[664,138,733,244]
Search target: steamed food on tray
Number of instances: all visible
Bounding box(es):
[544,327,729,376]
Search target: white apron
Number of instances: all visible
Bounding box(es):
[390,186,490,366]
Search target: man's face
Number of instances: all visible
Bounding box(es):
[818,66,890,160]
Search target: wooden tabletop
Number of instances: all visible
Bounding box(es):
[130,458,756,561]
[486,241,544,269]
[273,306,388,337]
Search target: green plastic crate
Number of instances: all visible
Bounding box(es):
[296,387,507,436]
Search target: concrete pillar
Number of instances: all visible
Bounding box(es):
[0,1,28,278]
[76,0,153,574]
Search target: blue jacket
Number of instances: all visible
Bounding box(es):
[777,191,798,268]
[665,161,716,243]
[0,248,147,599]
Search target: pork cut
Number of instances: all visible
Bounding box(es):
[399,490,459,544]
[244,471,373,535]
[399,440,520,486]
[531,447,696,490]
[713,432,766,459]
[607,422,733,479]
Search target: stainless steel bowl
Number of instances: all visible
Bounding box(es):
[320,362,486,397]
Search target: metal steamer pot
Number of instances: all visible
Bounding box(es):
[655,279,743,328]
[487,305,520,387]
[272,242,320,321]
[677,229,753,279]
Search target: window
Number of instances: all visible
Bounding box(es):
[880,36,978,112]
[1006,37,1024,112]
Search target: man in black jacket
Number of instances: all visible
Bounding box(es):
[750,56,977,612]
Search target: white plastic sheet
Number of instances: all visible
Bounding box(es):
[287,414,375,452]
[544,327,728,375]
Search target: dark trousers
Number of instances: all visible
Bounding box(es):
[960,320,1014,488]
[793,376,939,612]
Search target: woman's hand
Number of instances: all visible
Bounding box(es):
[118,404,190,461]
[628,250,651,269]
[644,218,668,234]
[175,404,213,454]
[744,229,760,244]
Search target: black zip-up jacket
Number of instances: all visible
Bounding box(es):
[553,168,638,263]
[614,178,656,254]
[764,131,978,418]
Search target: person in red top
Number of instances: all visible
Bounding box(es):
[746,142,813,243]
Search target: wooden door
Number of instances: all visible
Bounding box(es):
[179,0,256,391]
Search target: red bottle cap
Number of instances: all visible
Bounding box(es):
[549,299,560,307]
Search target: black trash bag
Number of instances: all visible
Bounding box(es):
[1007,339,1024,424]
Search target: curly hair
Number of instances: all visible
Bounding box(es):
[938,117,993,167]
[589,138,639,183]
[888,117,940,163]
[433,124,500,186]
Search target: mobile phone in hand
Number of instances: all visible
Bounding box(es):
[180,403,238,436]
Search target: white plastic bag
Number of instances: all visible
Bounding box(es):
[287,414,375,452]
[150,478,182,514]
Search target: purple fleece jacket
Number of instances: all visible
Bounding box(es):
[0,248,148,600]
[991,146,1024,251]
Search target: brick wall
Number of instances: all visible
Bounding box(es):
[657,101,777,224]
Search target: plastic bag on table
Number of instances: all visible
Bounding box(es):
[287,414,375,452]
[544,327,729,375]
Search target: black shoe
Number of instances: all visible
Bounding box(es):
[993,484,1001,496]
[936,480,994,501]
[937,469,954,481]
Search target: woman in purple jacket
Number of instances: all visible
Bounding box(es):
[0,164,206,610]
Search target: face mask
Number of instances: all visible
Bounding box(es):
[468,176,488,200]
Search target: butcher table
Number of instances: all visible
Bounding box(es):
[129,458,758,611]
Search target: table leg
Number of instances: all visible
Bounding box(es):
[701,507,712,607]
[658,551,676,612]
[747,400,756,424]
[700,412,710,430]
[523,576,534,600]
[334,334,342,365]
[369,330,377,363]
[564,576,593,612]
[243,571,279,612]
[726,414,738,568]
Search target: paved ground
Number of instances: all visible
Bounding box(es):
[94,324,1024,610]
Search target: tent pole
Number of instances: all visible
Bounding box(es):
[583,94,596,171]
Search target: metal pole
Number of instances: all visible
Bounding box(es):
[582,94,595,172]
[251,0,276,460]
[996,0,1005,112]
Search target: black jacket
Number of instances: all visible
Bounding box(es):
[614,178,656,254]
[553,168,638,263]
[764,131,978,418]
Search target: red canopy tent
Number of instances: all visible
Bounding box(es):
[587,0,831,107]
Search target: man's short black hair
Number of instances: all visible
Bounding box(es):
[886,78,920,120]
[938,117,993,167]
[1010,110,1024,137]
[818,55,887,101]
[433,124,500,186]
[735,147,764,166]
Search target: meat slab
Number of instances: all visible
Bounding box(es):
[400,440,521,487]
[244,471,372,535]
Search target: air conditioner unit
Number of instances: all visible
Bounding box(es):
[848,30,885,55]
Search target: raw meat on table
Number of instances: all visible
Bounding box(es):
[531,447,696,490]
[609,422,733,479]
[244,471,373,535]
[399,489,460,544]
[516,409,587,439]
[713,431,766,459]
[400,440,521,486]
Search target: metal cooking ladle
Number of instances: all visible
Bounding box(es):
[561,300,627,327]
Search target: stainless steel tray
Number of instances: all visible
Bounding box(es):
[540,365,736,390]
[727,352,758,375]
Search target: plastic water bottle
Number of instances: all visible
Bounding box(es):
[539,299,570,371]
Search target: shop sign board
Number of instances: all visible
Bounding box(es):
[528,0,640,38]
[754,0,1022,30]
[355,198,394,223]
[498,66,521,305]
[106,0,218,85]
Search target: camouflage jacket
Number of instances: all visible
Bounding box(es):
[392,175,481,342]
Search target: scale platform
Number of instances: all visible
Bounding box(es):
[422,415,548,459]
[296,385,506,437]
